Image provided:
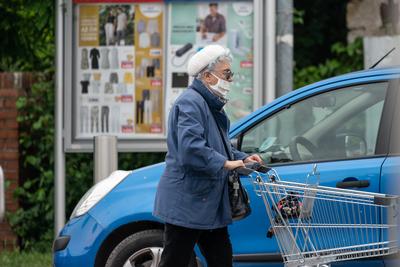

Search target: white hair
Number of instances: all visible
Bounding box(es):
[197,52,233,80]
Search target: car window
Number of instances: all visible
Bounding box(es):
[241,82,389,164]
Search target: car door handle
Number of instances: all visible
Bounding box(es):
[336,179,370,188]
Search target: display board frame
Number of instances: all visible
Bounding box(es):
[64,0,263,152]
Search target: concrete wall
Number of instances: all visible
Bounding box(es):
[347,0,400,41]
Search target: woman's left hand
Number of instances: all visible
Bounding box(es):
[244,154,263,164]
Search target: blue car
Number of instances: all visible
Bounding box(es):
[53,67,400,267]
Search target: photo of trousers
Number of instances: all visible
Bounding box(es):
[80,106,89,133]
[143,99,152,124]
[90,106,99,133]
[105,22,114,46]
[159,223,233,267]
[101,106,109,132]
[116,29,126,45]
[111,106,120,132]
[136,101,144,124]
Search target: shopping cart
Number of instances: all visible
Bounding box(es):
[250,164,399,267]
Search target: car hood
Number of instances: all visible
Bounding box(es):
[87,162,166,227]
[118,162,166,189]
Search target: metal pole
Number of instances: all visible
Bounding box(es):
[55,0,66,237]
[276,0,293,97]
[265,0,276,104]
[94,136,118,183]
[253,0,264,110]
[0,166,5,222]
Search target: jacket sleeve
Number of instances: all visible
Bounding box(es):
[231,144,249,161]
[176,101,227,176]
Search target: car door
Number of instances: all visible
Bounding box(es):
[230,80,396,267]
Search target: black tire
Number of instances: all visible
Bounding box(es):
[105,229,198,267]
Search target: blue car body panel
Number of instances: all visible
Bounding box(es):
[54,67,400,267]
[54,213,104,267]
[89,163,165,228]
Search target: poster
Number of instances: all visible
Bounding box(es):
[166,1,254,123]
[74,2,164,139]
[134,4,164,134]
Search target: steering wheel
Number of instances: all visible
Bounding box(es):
[289,136,318,161]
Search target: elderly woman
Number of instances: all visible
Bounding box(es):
[153,45,262,267]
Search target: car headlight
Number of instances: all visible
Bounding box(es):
[70,170,131,219]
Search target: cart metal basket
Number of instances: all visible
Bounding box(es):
[251,164,399,267]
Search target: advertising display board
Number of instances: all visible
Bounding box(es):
[165,1,254,123]
[65,0,261,152]
[74,1,164,140]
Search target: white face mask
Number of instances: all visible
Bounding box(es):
[209,73,231,97]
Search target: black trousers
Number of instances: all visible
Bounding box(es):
[158,223,233,267]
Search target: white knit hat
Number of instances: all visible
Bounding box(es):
[187,45,229,76]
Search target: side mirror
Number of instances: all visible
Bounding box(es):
[345,135,367,157]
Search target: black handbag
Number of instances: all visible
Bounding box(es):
[227,168,252,221]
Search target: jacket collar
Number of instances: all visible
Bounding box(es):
[190,78,226,112]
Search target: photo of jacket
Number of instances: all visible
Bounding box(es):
[137,19,146,33]
[110,47,119,69]
[139,32,150,48]
[80,80,90,94]
[109,72,119,84]
[100,47,110,69]
[90,48,100,69]
[123,72,134,84]
[150,32,161,47]
[81,48,89,70]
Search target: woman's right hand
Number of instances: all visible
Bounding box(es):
[224,160,245,171]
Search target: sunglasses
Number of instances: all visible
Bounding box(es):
[210,69,234,80]
[222,69,234,80]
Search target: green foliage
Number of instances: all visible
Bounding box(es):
[9,74,55,251]
[294,38,364,89]
[0,1,55,71]
[0,250,52,267]
[293,9,305,25]
[294,0,348,69]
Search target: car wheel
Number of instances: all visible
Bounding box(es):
[105,229,198,267]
